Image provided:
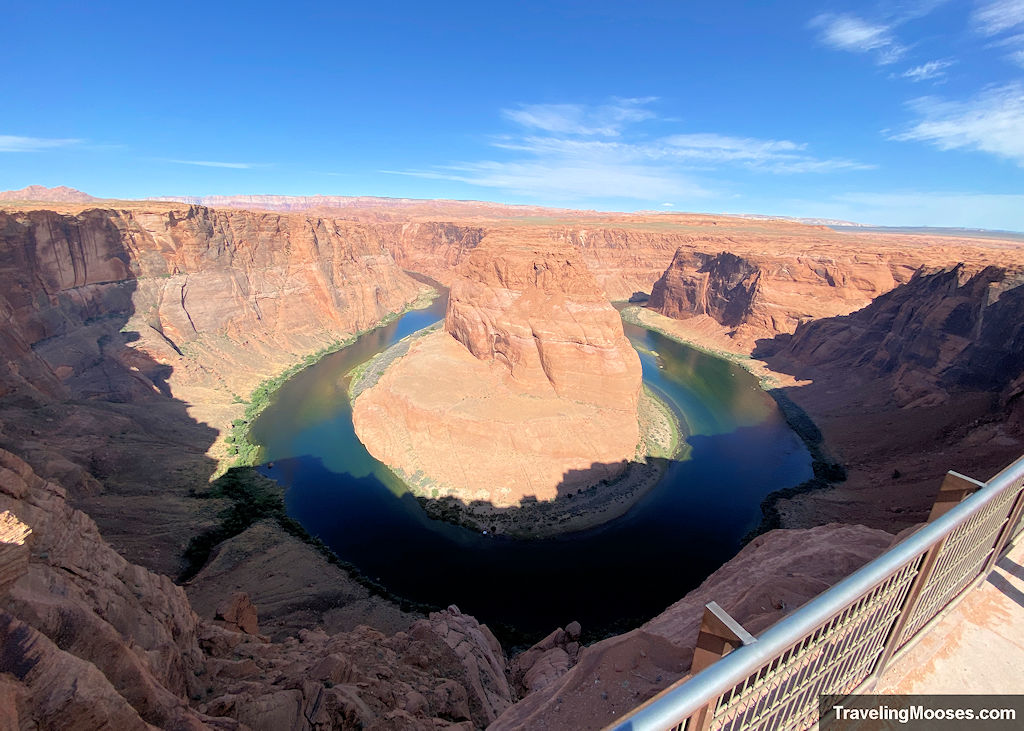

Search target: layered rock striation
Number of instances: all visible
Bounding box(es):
[650,250,763,328]
[773,264,1024,409]
[0,203,428,576]
[647,243,904,348]
[353,233,642,508]
[0,206,427,406]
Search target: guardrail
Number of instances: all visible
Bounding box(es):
[611,454,1024,731]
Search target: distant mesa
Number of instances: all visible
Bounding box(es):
[352,232,643,508]
[0,185,97,203]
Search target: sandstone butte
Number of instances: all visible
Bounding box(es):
[352,232,643,507]
[0,189,1022,729]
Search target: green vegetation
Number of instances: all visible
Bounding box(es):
[221,288,437,474]
[181,467,303,581]
[620,305,761,373]
[347,321,441,400]
[636,384,685,461]
[180,468,437,616]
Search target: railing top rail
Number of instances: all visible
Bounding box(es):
[611,454,1024,731]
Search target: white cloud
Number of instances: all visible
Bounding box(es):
[890,83,1024,165]
[501,98,658,137]
[164,159,262,169]
[660,134,874,172]
[0,134,82,152]
[810,13,906,64]
[901,59,954,81]
[988,30,1024,66]
[387,161,709,202]
[972,0,1024,35]
[389,99,873,204]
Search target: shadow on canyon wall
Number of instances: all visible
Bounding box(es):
[0,211,228,577]
[0,210,403,628]
[743,266,1024,534]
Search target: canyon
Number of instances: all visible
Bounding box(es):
[352,232,643,513]
[1,188,1022,729]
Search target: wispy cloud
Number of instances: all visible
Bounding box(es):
[890,83,1024,165]
[901,59,955,81]
[388,160,709,201]
[974,1,1024,65]
[0,134,82,152]
[387,99,872,203]
[500,97,658,137]
[972,0,1024,35]
[810,13,907,64]
[163,159,264,169]
[661,134,873,172]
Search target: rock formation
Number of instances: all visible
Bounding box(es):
[0,446,517,729]
[0,206,427,406]
[773,265,1024,409]
[0,438,904,730]
[0,185,97,203]
[0,194,1020,729]
[747,264,1024,532]
[0,204,429,573]
[646,243,906,347]
[650,250,763,327]
[491,522,897,730]
[353,232,642,507]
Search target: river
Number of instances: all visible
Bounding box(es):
[250,293,812,643]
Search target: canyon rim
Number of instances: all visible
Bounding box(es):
[0,188,1021,730]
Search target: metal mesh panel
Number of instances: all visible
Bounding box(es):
[1009,474,1024,543]
[702,558,922,731]
[612,459,1024,731]
[896,484,1019,645]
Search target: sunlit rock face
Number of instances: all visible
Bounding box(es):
[353,233,642,507]
[647,244,903,349]
[650,250,763,328]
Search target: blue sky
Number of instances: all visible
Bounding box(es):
[3,0,1024,229]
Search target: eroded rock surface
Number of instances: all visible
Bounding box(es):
[492,523,896,730]
[774,265,1024,409]
[647,243,904,347]
[353,233,642,507]
[0,446,514,730]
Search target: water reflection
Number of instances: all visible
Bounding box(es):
[251,299,812,641]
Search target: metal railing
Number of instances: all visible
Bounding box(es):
[612,454,1024,731]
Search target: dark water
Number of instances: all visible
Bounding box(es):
[250,296,811,642]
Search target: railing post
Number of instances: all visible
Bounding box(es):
[870,536,945,683]
[687,602,756,731]
[926,471,985,522]
[871,471,983,682]
[983,477,1024,574]
[692,601,757,673]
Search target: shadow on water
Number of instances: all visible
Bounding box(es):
[250,299,814,644]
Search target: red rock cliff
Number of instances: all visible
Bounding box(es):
[773,264,1024,409]
[353,233,642,507]
[0,205,427,416]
